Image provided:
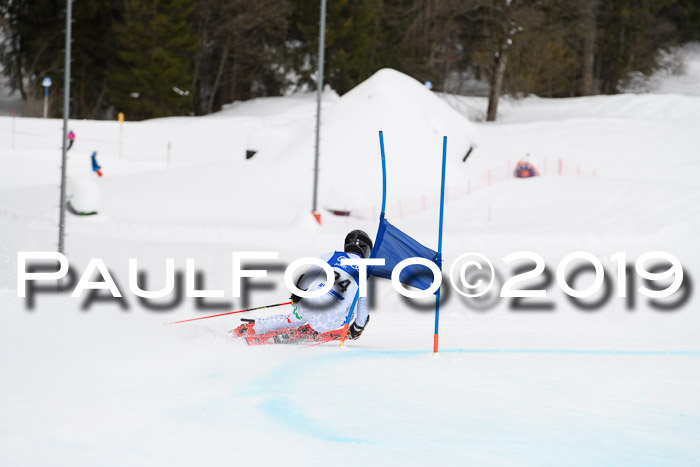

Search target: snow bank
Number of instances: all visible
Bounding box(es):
[258,68,479,214]
[67,177,100,214]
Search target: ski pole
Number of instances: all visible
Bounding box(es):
[166,301,293,325]
[338,291,360,346]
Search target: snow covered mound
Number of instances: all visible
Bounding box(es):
[274,69,479,213]
[489,93,700,124]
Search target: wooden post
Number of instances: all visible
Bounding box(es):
[118,112,124,159]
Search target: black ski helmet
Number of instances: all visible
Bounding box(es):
[344,230,373,258]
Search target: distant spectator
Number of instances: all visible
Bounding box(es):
[67,130,76,150]
[91,151,102,177]
[514,154,540,178]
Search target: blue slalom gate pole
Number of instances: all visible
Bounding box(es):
[378,131,387,216]
[340,130,388,346]
[369,131,388,268]
[434,136,447,353]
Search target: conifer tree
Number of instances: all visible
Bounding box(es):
[0,0,64,115]
[110,0,197,120]
[293,0,383,94]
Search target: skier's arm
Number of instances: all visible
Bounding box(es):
[347,297,369,340]
[296,266,325,289]
[354,296,369,327]
[289,270,316,303]
[290,252,333,303]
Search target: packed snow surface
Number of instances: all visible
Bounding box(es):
[1,64,699,466]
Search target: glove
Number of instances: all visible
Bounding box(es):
[346,315,369,340]
[290,293,302,306]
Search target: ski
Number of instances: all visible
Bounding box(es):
[230,324,345,346]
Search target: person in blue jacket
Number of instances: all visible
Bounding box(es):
[91,151,102,177]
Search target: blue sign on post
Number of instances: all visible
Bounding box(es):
[42,77,52,118]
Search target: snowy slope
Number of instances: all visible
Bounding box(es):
[1,63,700,467]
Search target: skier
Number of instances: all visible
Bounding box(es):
[233,230,373,344]
[91,151,103,177]
[67,130,76,150]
